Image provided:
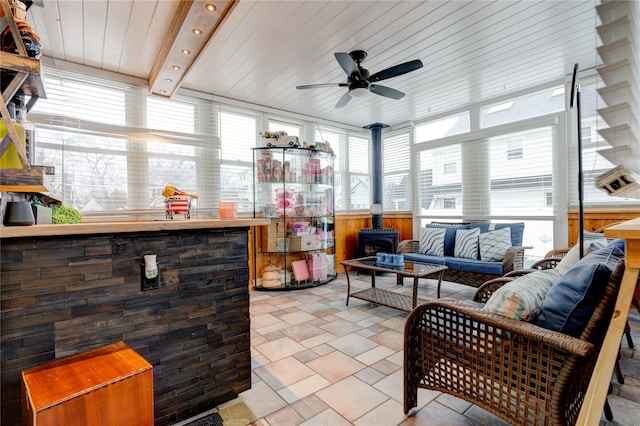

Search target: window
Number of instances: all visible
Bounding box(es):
[507,140,524,160]
[480,86,564,128]
[31,67,218,213]
[220,110,257,211]
[418,145,462,215]
[268,119,301,139]
[383,131,411,211]
[347,135,370,209]
[415,112,470,143]
[489,127,554,215]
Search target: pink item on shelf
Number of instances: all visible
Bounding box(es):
[307,252,328,282]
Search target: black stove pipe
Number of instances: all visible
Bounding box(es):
[364,122,389,228]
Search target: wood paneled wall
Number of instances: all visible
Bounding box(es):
[568,208,640,246]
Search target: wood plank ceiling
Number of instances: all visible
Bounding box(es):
[27,0,602,129]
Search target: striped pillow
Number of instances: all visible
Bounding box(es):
[419,227,446,256]
[454,228,480,259]
[484,269,560,320]
[479,227,511,261]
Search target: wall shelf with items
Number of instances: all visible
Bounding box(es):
[253,146,336,291]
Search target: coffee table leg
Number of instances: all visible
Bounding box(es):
[412,276,419,308]
[371,269,376,288]
[344,268,351,306]
[436,270,445,298]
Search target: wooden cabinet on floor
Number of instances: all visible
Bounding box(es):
[21,342,153,426]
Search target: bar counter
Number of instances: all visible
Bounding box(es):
[0,217,269,238]
[0,218,267,425]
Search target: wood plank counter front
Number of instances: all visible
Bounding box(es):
[577,218,640,425]
[0,218,268,426]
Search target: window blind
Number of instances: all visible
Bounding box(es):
[30,67,219,214]
[383,131,411,211]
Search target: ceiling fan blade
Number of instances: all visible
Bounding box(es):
[335,52,359,76]
[370,84,405,100]
[296,83,347,89]
[369,59,423,83]
[335,92,352,108]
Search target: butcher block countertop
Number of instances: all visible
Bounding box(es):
[0,218,270,239]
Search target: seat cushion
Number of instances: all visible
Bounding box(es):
[444,257,504,275]
[479,227,511,262]
[419,227,446,256]
[484,269,560,320]
[533,241,625,337]
[404,253,447,265]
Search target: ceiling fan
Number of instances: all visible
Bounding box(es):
[296,50,423,108]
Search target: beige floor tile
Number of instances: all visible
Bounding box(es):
[255,336,307,362]
[264,405,305,426]
[278,310,317,325]
[371,358,402,375]
[252,313,283,329]
[374,368,404,402]
[354,397,407,426]
[234,380,289,421]
[299,408,352,426]
[281,323,325,341]
[328,332,378,357]
[277,374,332,404]
[315,376,389,422]
[299,332,336,349]
[290,394,329,420]
[334,307,374,323]
[306,350,366,383]
[254,356,315,391]
[368,328,404,351]
[320,318,363,336]
[354,366,386,385]
[355,345,396,366]
[378,316,407,332]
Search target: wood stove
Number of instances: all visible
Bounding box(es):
[357,228,399,257]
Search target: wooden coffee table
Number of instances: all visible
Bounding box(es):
[341,256,448,312]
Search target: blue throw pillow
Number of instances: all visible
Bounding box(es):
[533,243,625,337]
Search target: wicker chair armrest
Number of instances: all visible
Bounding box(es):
[502,246,528,273]
[530,257,563,270]
[406,300,594,358]
[397,239,419,254]
[503,268,536,277]
[472,277,513,303]
[545,247,570,259]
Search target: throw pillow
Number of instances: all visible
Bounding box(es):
[479,227,511,262]
[426,223,470,256]
[534,243,625,337]
[454,228,480,259]
[555,238,608,275]
[484,269,560,320]
[419,227,446,256]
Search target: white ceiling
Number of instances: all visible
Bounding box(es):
[27,0,602,129]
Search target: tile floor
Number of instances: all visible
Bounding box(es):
[181,272,640,426]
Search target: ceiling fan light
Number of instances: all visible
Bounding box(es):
[351,87,369,98]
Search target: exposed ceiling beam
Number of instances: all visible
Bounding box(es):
[149,0,238,97]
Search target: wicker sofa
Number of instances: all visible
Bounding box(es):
[397,222,527,294]
[403,239,626,425]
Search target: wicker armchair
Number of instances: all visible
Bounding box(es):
[404,261,626,425]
